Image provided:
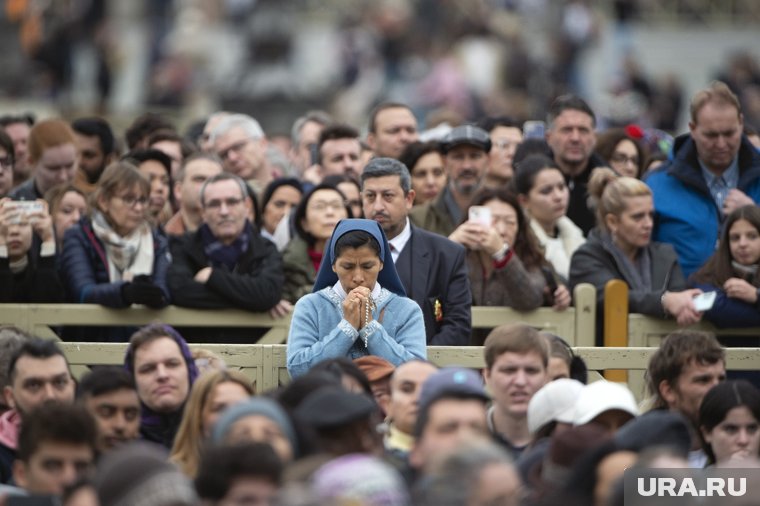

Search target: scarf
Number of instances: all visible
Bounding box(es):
[199,221,251,272]
[91,211,155,282]
[732,260,758,282]
[601,230,652,292]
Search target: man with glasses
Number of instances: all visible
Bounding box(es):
[210,114,271,196]
[168,173,286,342]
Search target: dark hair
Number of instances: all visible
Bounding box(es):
[512,138,553,168]
[0,327,32,395]
[478,115,520,132]
[276,370,343,413]
[147,128,197,160]
[293,184,351,246]
[317,124,360,165]
[0,113,34,129]
[360,157,412,194]
[699,380,760,464]
[547,95,596,128]
[333,230,381,260]
[398,141,443,178]
[123,148,172,177]
[368,102,413,134]
[310,357,372,397]
[0,129,15,164]
[195,442,282,500]
[17,402,97,462]
[512,154,560,196]
[78,366,136,399]
[541,332,588,384]
[595,128,646,178]
[7,338,68,384]
[261,177,303,214]
[124,113,175,151]
[647,330,725,409]
[466,187,547,271]
[322,174,360,194]
[71,117,115,156]
[692,205,760,287]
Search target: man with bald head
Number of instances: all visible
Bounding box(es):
[385,360,439,458]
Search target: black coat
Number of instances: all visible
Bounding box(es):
[167,227,284,342]
[395,224,472,346]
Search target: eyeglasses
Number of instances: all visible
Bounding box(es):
[116,195,149,207]
[493,140,518,150]
[309,200,346,212]
[205,197,244,210]
[218,138,255,161]
[610,153,639,166]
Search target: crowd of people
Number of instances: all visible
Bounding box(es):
[0,323,757,505]
[0,77,759,504]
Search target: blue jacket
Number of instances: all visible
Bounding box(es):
[286,287,427,378]
[691,282,760,328]
[645,134,760,278]
[60,217,170,341]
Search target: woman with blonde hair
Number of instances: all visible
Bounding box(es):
[569,168,702,344]
[170,369,254,477]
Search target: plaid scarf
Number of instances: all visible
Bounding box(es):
[91,211,155,282]
[199,220,252,271]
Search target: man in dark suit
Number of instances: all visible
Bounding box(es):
[361,158,472,345]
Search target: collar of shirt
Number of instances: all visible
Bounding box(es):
[699,155,739,191]
[332,280,382,300]
[388,218,411,263]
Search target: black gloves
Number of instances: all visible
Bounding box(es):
[121,275,168,308]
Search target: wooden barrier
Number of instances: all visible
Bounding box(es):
[57,343,760,395]
[602,282,760,398]
[603,279,629,382]
[0,283,597,347]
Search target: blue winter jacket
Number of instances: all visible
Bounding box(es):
[645,134,760,278]
[59,217,171,341]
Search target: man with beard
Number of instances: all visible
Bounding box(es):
[0,339,76,483]
[78,367,141,454]
[410,125,491,237]
[646,330,726,468]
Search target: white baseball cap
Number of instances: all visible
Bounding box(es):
[527,378,585,434]
[572,380,639,426]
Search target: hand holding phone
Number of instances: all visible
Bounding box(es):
[692,291,716,312]
[468,206,492,227]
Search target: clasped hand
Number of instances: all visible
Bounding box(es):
[342,286,374,330]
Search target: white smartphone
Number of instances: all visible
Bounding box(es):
[693,291,717,312]
[468,206,492,227]
[13,201,44,215]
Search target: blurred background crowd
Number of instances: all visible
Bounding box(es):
[0,0,759,137]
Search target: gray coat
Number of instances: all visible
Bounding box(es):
[569,229,687,322]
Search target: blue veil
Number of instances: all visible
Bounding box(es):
[312,219,406,296]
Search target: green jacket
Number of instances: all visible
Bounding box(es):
[282,236,318,303]
[409,190,457,237]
